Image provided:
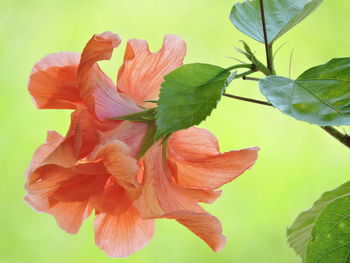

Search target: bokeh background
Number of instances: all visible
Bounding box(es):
[1,0,350,262]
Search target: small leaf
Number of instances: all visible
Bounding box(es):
[287,181,350,258]
[230,0,323,44]
[137,121,157,159]
[259,58,350,126]
[110,108,157,123]
[305,196,350,263]
[155,63,231,140]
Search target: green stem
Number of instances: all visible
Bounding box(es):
[243,76,261,82]
[259,0,275,74]
[223,93,272,106]
[321,126,350,149]
[226,64,253,71]
[235,69,256,79]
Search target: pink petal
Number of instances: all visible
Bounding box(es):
[29,52,81,109]
[94,206,154,257]
[78,32,140,120]
[117,35,186,107]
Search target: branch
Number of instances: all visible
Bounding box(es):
[223,93,272,106]
[321,126,350,149]
[259,0,275,74]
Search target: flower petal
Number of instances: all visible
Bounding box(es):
[134,144,202,219]
[49,201,91,234]
[102,121,148,159]
[117,35,186,107]
[78,32,140,120]
[25,163,108,209]
[94,206,154,257]
[25,163,106,234]
[29,52,81,109]
[42,108,101,167]
[169,211,226,252]
[167,127,259,190]
[91,139,141,199]
[27,131,64,173]
[91,183,131,216]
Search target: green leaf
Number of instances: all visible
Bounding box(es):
[137,121,157,159]
[230,0,323,44]
[287,181,350,259]
[259,58,350,126]
[305,195,350,263]
[110,107,157,123]
[155,63,231,141]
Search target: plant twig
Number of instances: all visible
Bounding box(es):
[226,64,253,71]
[259,0,274,74]
[236,69,256,79]
[223,93,272,106]
[321,126,350,149]
[243,76,261,82]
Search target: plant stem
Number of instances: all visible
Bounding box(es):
[223,93,272,106]
[236,69,256,79]
[321,126,350,149]
[259,0,275,74]
[226,64,253,71]
[243,76,261,82]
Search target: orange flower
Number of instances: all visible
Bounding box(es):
[26,32,259,257]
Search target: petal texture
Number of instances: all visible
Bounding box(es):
[117,35,186,106]
[94,207,154,258]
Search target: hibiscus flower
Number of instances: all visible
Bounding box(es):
[26,31,259,257]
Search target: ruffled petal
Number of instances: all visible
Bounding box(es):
[29,52,81,109]
[117,35,186,107]
[94,206,154,257]
[167,127,259,190]
[78,32,140,120]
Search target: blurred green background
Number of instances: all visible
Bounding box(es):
[1,0,350,262]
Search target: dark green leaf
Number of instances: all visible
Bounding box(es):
[259,58,350,126]
[110,108,157,123]
[305,195,350,263]
[155,63,231,140]
[287,181,350,259]
[230,0,323,44]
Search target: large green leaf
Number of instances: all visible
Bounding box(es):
[287,181,350,259]
[155,63,231,140]
[305,195,350,263]
[230,0,323,44]
[259,58,350,126]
